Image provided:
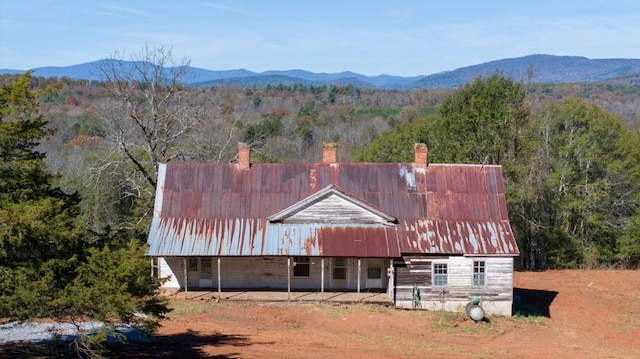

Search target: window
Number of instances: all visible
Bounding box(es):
[367,266,382,279]
[293,257,310,277]
[433,263,448,287]
[473,260,486,287]
[333,258,347,280]
[188,257,198,271]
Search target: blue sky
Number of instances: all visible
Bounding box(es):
[1,1,639,76]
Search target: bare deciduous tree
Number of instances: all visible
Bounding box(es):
[96,44,207,188]
[87,44,241,231]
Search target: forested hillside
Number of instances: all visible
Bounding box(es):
[2,56,639,273]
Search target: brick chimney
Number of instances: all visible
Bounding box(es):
[414,143,428,168]
[238,142,251,170]
[322,142,337,163]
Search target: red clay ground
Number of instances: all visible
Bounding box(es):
[135,270,640,359]
[2,270,639,358]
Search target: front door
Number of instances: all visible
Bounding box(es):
[332,258,348,289]
[199,257,213,288]
[187,257,213,289]
[187,257,199,289]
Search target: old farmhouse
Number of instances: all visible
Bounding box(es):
[147,143,519,316]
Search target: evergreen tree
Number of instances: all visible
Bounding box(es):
[431,72,529,165]
[0,72,82,318]
[356,117,435,163]
[0,72,168,357]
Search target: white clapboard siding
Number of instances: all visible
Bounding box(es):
[218,257,384,290]
[159,256,390,291]
[218,257,285,289]
[483,257,514,299]
[218,257,327,290]
[159,257,184,288]
[447,256,472,299]
[477,257,514,315]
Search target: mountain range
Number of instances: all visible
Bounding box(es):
[2,54,639,89]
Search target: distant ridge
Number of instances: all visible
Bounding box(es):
[405,55,640,89]
[2,55,639,89]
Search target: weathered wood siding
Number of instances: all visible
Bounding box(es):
[393,256,432,292]
[394,256,514,316]
[286,195,385,223]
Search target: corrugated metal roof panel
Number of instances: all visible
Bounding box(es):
[316,225,399,257]
[147,162,519,257]
[147,218,398,257]
[424,220,517,255]
[157,163,429,221]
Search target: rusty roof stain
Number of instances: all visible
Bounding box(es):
[147,162,519,257]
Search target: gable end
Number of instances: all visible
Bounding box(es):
[268,185,396,225]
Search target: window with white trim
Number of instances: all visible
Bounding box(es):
[433,263,448,287]
[293,257,310,277]
[473,260,486,287]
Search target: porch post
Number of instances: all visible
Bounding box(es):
[150,258,154,277]
[217,257,221,300]
[357,258,361,293]
[389,258,394,301]
[287,257,291,302]
[321,257,325,294]
[183,257,188,295]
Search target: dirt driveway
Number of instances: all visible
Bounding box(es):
[107,270,638,358]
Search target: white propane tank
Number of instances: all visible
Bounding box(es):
[465,297,485,322]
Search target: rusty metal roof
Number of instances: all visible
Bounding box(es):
[147,162,519,257]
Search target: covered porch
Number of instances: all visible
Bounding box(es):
[154,256,394,293]
[161,288,392,305]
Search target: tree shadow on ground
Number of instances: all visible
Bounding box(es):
[513,287,558,318]
[0,330,265,359]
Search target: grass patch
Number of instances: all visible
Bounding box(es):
[313,304,503,335]
[309,302,394,318]
[512,304,548,325]
[166,301,223,318]
[512,313,548,325]
[427,310,503,334]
